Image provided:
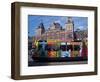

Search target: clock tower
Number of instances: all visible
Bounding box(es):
[65,17,74,41]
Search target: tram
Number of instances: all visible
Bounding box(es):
[32,40,87,62]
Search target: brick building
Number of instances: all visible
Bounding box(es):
[34,17,74,42]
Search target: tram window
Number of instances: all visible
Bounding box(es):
[60,45,67,51]
[38,44,42,50]
[74,45,80,51]
[45,44,48,50]
[46,45,51,51]
[67,45,73,51]
[38,40,42,42]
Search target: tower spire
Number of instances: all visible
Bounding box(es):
[67,17,73,23]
